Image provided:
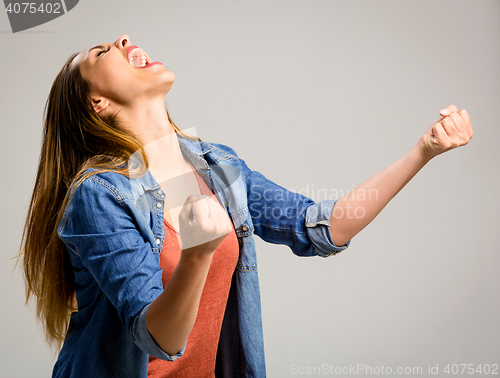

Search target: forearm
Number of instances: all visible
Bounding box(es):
[145,251,212,356]
[329,143,431,246]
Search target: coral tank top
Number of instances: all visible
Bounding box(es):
[148,165,239,377]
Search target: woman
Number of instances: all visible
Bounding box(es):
[20,34,473,378]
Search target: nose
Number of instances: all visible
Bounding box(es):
[114,34,130,49]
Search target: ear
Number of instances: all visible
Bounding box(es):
[91,97,110,114]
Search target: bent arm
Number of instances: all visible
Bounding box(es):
[329,143,430,246]
[145,194,231,356]
[146,251,212,356]
[58,175,218,361]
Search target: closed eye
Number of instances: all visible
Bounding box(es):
[97,47,111,57]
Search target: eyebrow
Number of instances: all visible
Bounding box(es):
[89,45,106,54]
[81,43,112,64]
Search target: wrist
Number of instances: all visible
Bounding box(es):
[179,247,214,266]
[413,141,434,165]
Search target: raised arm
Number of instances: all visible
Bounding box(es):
[329,105,473,246]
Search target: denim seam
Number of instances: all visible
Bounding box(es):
[231,207,249,217]
[305,220,330,227]
[236,229,254,237]
[251,223,308,235]
[153,210,162,254]
[88,176,128,205]
[88,174,151,202]
[211,145,239,162]
[213,155,239,163]
[236,264,257,272]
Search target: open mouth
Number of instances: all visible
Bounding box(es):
[127,46,151,68]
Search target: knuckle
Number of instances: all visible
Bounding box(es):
[199,223,211,233]
[441,118,451,126]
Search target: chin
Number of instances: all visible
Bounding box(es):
[164,71,175,90]
[157,67,175,84]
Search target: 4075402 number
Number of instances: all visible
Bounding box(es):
[5,3,62,14]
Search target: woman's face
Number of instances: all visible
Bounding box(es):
[72,34,175,112]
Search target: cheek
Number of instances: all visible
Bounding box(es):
[95,64,132,97]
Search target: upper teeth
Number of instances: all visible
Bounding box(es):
[129,48,148,67]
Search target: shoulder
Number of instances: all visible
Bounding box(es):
[66,168,152,214]
[178,133,242,162]
[70,169,129,200]
[63,170,132,220]
[202,140,242,163]
[59,169,143,236]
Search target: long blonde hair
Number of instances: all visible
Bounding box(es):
[19,52,199,351]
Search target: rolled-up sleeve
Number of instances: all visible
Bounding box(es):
[131,303,187,360]
[57,175,186,360]
[304,199,351,257]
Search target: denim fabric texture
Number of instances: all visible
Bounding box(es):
[52,134,351,378]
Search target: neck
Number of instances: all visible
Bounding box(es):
[117,97,174,145]
[117,97,189,184]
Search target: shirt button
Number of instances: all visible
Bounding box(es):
[156,202,163,208]
[156,238,161,245]
[157,189,163,195]
[242,225,248,232]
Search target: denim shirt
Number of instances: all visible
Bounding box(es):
[53,134,351,378]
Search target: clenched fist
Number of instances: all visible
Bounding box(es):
[418,105,473,160]
[178,194,234,256]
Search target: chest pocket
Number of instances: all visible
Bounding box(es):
[209,164,254,238]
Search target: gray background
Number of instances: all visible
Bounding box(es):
[1,0,499,377]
